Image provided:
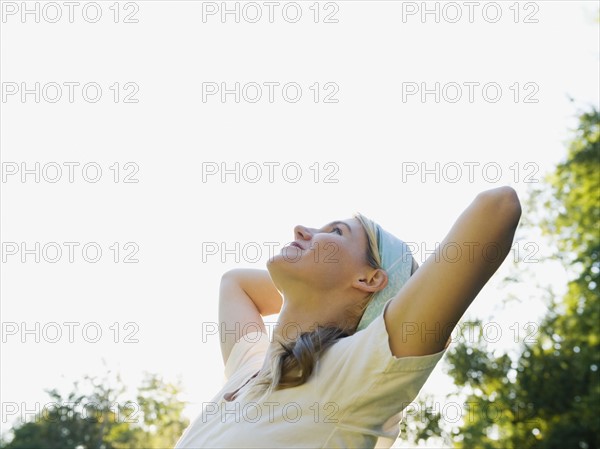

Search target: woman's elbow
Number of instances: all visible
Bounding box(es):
[501,186,522,223]
[479,186,522,223]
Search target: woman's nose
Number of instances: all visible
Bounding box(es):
[294,225,313,241]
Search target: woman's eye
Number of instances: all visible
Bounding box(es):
[331,227,342,235]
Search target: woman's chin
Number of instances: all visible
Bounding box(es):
[270,246,303,264]
[267,249,305,272]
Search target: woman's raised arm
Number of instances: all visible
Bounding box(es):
[384,186,522,358]
[218,269,283,365]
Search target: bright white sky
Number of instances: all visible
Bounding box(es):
[1,1,598,447]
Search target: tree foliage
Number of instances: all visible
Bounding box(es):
[0,370,190,449]
[400,107,599,448]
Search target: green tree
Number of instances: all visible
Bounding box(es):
[450,107,599,448]
[0,370,190,449]
[126,374,190,448]
[399,107,599,448]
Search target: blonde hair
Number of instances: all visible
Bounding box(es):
[242,212,417,403]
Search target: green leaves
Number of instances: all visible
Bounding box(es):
[399,106,600,449]
[1,371,189,449]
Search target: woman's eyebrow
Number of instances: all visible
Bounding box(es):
[326,221,352,234]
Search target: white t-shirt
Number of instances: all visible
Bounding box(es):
[174,308,446,449]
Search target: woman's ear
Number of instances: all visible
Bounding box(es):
[372,268,388,292]
[354,268,388,293]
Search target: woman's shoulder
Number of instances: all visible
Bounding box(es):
[322,310,447,377]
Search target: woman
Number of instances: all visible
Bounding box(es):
[175,186,522,448]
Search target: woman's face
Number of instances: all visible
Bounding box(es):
[267,217,373,293]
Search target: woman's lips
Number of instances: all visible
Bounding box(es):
[289,242,304,250]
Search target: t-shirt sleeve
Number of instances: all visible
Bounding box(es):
[316,300,447,427]
[223,331,270,380]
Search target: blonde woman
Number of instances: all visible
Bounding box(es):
[175,186,522,448]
